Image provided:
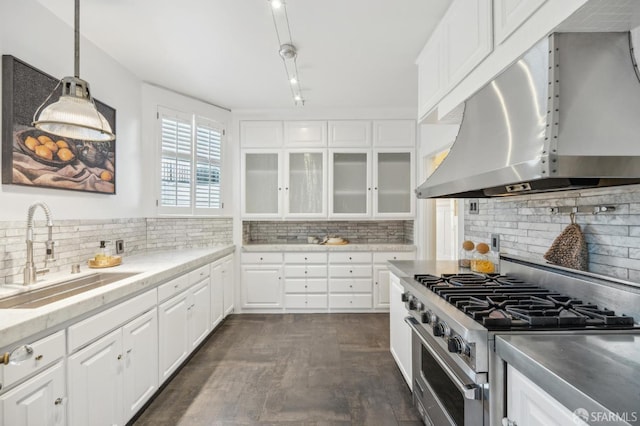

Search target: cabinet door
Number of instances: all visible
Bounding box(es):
[68,329,123,426]
[442,0,493,88]
[507,365,584,426]
[389,275,412,388]
[240,121,283,148]
[417,29,443,119]
[242,151,282,217]
[373,265,391,309]
[494,0,547,45]
[284,150,326,217]
[284,121,327,147]
[372,120,416,148]
[1,362,66,426]
[328,120,371,147]
[241,265,282,308]
[329,149,371,218]
[373,150,413,217]
[122,309,158,422]
[158,291,189,384]
[189,279,211,349]
[211,261,224,327]
[222,256,235,317]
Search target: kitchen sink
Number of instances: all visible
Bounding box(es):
[0,272,140,309]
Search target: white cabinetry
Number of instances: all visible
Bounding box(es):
[328,121,371,147]
[0,362,66,426]
[373,252,416,310]
[389,273,412,388]
[417,0,493,120]
[242,150,282,218]
[158,272,211,384]
[284,252,328,310]
[284,149,327,217]
[329,149,371,218]
[506,365,584,426]
[494,0,547,45]
[211,254,235,326]
[241,253,283,309]
[240,121,283,148]
[328,252,373,309]
[373,149,414,218]
[284,121,327,147]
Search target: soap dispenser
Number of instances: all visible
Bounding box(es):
[96,240,110,260]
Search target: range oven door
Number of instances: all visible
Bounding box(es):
[405,317,487,426]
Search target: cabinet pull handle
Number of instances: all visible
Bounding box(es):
[35,354,43,361]
[285,187,289,190]
[126,349,133,354]
[54,397,64,405]
[117,354,122,360]
[374,187,378,190]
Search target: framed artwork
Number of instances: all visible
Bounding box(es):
[1,55,116,194]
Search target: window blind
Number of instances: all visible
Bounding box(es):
[160,115,192,207]
[195,121,222,209]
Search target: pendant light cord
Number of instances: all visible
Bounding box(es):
[74,0,80,78]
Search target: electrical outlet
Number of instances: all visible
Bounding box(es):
[469,199,479,215]
[491,234,500,252]
[115,240,124,254]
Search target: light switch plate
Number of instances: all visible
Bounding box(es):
[469,199,479,215]
[115,240,124,254]
[491,234,500,252]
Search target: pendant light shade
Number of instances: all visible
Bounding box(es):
[33,76,114,141]
[32,0,115,142]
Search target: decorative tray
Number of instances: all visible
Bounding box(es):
[324,240,349,246]
[88,256,122,268]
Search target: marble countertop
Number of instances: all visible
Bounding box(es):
[242,243,416,252]
[497,334,640,424]
[0,245,234,349]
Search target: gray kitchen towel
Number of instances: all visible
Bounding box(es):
[543,221,588,271]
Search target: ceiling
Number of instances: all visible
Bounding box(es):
[37,0,452,111]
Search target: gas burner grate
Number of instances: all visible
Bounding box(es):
[413,274,444,288]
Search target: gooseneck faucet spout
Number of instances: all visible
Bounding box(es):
[24,202,55,285]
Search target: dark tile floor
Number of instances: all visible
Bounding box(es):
[133,313,421,426]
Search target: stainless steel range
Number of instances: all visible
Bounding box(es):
[401,255,640,426]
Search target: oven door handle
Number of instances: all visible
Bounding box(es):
[404,316,480,400]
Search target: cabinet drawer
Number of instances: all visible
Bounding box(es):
[284,252,327,263]
[329,265,372,278]
[158,274,190,302]
[285,294,328,309]
[285,279,328,293]
[0,330,65,389]
[188,265,210,284]
[241,252,283,264]
[284,265,327,278]
[68,289,157,352]
[372,252,415,263]
[328,252,372,263]
[330,279,372,293]
[329,294,372,309]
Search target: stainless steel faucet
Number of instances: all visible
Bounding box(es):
[24,202,55,285]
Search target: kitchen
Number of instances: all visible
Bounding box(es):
[1,0,640,425]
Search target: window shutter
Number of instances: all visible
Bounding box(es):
[195,119,223,210]
[160,114,193,208]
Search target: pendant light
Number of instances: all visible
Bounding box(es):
[32,0,115,142]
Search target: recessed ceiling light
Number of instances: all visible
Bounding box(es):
[290,77,297,84]
[294,95,302,101]
[271,0,282,9]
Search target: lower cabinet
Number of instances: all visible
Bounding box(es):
[506,365,583,426]
[158,278,211,383]
[222,255,235,317]
[68,308,159,426]
[373,265,391,309]
[241,265,283,309]
[389,273,412,388]
[0,361,66,426]
[211,254,235,326]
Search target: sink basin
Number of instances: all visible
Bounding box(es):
[0,272,139,309]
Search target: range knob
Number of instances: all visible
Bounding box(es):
[415,301,424,311]
[420,310,432,324]
[408,298,418,311]
[401,292,411,302]
[447,336,465,354]
[433,321,450,337]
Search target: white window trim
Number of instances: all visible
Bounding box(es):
[156,106,226,216]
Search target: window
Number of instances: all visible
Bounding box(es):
[158,107,224,214]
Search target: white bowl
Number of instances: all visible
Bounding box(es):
[326,237,344,244]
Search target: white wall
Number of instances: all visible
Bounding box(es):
[0,0,143,220]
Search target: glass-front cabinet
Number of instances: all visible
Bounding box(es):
[242,151,282,218]
[374,150,413,217]
[329,150,371,218]
[285,150,326,217]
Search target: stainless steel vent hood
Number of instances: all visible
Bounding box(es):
[416,32,640,199]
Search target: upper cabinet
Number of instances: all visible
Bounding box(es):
[418,0,493,120]
[241,119,414,220]
[240,121,283,148]
[328,121,372,147]
[494,0,547,45]
[284,121,327,147]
